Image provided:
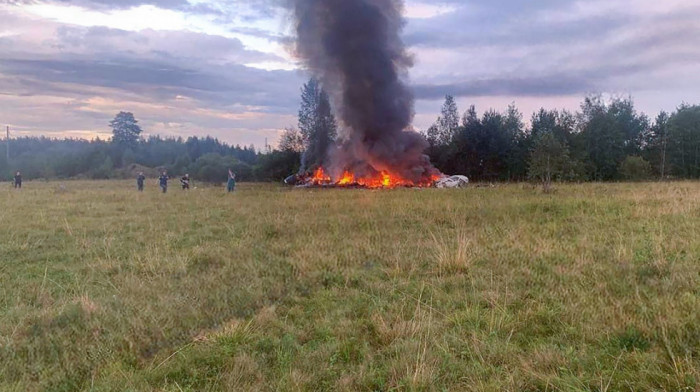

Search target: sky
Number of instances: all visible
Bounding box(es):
[1,0,699,147]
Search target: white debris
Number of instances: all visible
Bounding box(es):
[435,175,470,188]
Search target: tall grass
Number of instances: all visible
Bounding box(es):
[0,180,698,391]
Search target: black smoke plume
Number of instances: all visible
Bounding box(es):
[291,0,440,182]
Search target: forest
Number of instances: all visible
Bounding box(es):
[2,80,699,184]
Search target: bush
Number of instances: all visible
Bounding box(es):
[253,150,301,182]
[189,153,251,183]
[619,156,652,181]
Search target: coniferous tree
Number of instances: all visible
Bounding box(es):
[298,78,337,170]
[643,111,670,179]
[667,104,700,178]
[110,112,143,147]
[436,95,460,146]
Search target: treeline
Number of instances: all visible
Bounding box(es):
[3,92,699,184]
[0,134,300,182]
[425,95,700,182]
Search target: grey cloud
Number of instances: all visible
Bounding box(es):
[413,75,592,100]
[406,1,700,100]
[0,21,302,112]
[404,0,621,49]
[52,25,282,65]
[0,58,301,111]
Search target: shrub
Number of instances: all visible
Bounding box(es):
[619,156,652,181]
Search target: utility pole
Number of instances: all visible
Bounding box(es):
[5,125,8,163]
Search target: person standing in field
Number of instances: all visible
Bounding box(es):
[227,169,236,192]
[14,171,22,189]
[159,171,169,193]
[180,174,191,190]
[137,172,146,192]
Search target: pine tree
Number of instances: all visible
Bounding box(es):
[110,112,142,147]
[298,79,337,170]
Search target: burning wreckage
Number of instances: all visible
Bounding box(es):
[285,169,469,189]
[286,0,468,190]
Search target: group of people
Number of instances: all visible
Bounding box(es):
[136,169,237,193]
[8,169,237,192]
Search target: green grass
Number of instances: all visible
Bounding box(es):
[1,180,698,391]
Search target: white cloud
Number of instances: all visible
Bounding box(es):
[405,2,459,19]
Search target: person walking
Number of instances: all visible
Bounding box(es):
[137,172,146,192]
[227,169,236,192]
[13,171,22,189]
[159,171,169,193]
[180,174,191,190]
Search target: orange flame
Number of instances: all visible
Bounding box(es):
[311,167,332,184]
[307,167,440,188]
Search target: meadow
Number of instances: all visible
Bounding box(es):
[0,180,698,391]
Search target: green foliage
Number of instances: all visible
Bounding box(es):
[188,153,250,183]
[91,156,114,179]
[578,96,649,180]
[298,78,337,170]
[254,150,301,181]
[278,127,305,153]
[109,112,143,147]
[619,156,652,181]
[614,327,651,352]
[428,95,460,147]
[528,132,570,190]
[4,95,700,184]
[0,135,283,182]
[667,104,700,178]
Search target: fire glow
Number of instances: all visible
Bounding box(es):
[308,167,440,189]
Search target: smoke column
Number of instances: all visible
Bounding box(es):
[291,0,440,182]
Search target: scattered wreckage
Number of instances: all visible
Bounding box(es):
[285,170,469,189]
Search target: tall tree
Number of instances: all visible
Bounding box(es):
[436,95,460,145]
[427,96,461,172]
[502,104,526,180]
[667,104,700,178]
[428,96,459,148]
[528,132,570,192]
[110,112,143,147]
[298,79,337,170]
[578,96,648,180]
[643,111,670,179]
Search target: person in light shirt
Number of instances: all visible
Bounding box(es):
[227,169,236,192]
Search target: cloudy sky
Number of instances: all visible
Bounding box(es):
[1,0,699,147]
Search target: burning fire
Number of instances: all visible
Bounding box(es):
[308,167,439,188]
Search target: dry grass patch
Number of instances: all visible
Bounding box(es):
[0,180,698,391]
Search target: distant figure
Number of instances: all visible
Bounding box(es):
[159,171,169,193]
[227,169,236,192]
[14,171,22,189]
[137,172,146,192]
[180,174,191,190]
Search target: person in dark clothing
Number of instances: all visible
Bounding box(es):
[180,174,190,190]
[159,171,169,193]
[14,171,22,189]
[137,172,146,192]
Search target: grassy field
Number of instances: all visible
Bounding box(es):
[0,180,698,391]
